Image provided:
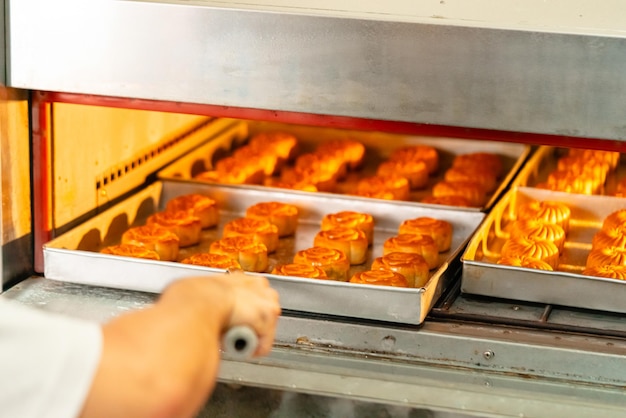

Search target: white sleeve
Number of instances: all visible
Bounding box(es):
[0,296,102,418]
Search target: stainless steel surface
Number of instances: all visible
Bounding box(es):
[8,1,626,140]
[6,277,626,417]
[462,186,626,313]
[44,179,485,324]
[159,119,530,210]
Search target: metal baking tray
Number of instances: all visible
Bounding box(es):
[43,180,485,324]
[158,119,530,211]
[513,146,625,195]
[462,186,626,314]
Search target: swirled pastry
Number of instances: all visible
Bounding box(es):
[602,209,626,232]
[165,193,219,229]
[271,263,329,280]
[223,217,279,253]
[398,217,453,252]
[181,253,242,270]
[389,145,439,174]
[209,235,268,272]
[420,195,472,207]
[382,234,439,269]
[293,247,350,281]
[586,246,626,269]
[376,159,429,189]
[356,175,410,201]
[245,201,299,237]
[546,170,599,195]
[496,255,553,271]
[517,200,571,233]
[349,270,409,288]
[583,264,626,280]
[592,226,626,251]
[100,243,160,260]
[146,210,202,247]
[371,252,430,287]
[500,236,560,269]
[121,224,180,261]
[321,211,375,245]
[432,180,487,207]
[507,219,566,253]
[452,152,503,178]
[314,227,369,265]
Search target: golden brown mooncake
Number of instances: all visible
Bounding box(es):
[180,253,242,270]
[165,193,219,229]
[568,148,620,170]
[121,224,180,261]
[214,156,265,185]
[420,195,473,207]
[316,139,366,170]
[398,217,453,252]
[223,217,280,253]
[245,201,299,237]
[376,159,429,190]
[452,152,503,178]
[591,226,626,251]
[432,180,487,207]
[507,219,566,253]
[353,189,397,201]
[602,209,626,232]
[582,264,626,280]
[146,210,203,248]
[371,252,430,288]
[388,145,439,174]
[444,166,498,193]
[349,269,409,288]
[271,263,329,280]
[382,234,439,270]
[356,174,411,201]
[314,227,369,265]
[263,177,318,193]
[209,235,269,272]
[293,247,351,281]
[321,211,375,245]
[295,152,347,181]
[100,243,160,261]
[248,131,299,162]
[586,246,626,269]
[280,165,337,193]
[496,255,553,271]
[231,145,280,176]
[517,200,572,233]
[500,236,560,270]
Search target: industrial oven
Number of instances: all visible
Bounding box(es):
[3,1,626,417]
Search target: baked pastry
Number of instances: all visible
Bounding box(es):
[214,156,265,185]
[293,247,350,281]
[507,219,566,253]
[321,211,375,245]
[165,193,219,229]
[349,270,409,288]
[121,224,180,261]
[146,210,202,247]
[546,169,599,195]
[248,131,299,162]
[389,145,439,174]
[280,165,337,192]
[500,236,560,269]
[100,243,160,260]
[586,246,626,269]
[209,235,268,272]
[568,148,620,170]
[264,177,318,193]
[356,175,410,201]
[231,145,280,176]
[352,189,396,201]
[602,209,626,232]
[271,263,329,280]
[591,226,626,251]
[316,139,366,170]
[376,159,429,189]
[382,234,439,269]
[444,166,498,193]
[420,195,472,207]
[245,201,299,237]
[223,217,280,253]
[432,180,487,207]
[371,252,430,287]
[496,255,553,271]
[398,217,453,252]
[295,152,347,181]
[181,253,242,270]
[556,155,610,184]
[313,227,369,265]
[582,264,626,280]
[517,200,571,233]
[452,152,503,178]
